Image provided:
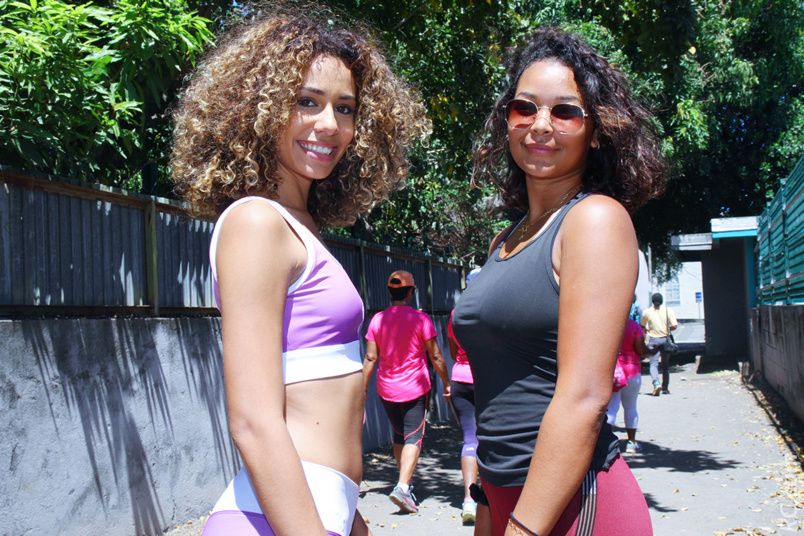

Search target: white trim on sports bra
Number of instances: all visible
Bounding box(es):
[210,196,363,386]
[283,340,363,385]
[210,196,315,296]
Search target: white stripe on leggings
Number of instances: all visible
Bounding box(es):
[575,469,597,536]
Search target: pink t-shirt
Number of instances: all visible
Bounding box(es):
[365,306,438,402]
[618,319,645,380]
[448,311,473,384]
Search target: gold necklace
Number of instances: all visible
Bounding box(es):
[518,184,582,241]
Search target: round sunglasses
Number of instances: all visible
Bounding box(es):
[503,99,588,134]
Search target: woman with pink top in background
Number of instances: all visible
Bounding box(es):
[607,317,650,454]
[447,267,486,528]
[363,270,452,514]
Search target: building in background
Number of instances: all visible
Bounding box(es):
[672,216,759,361]
[653,262,704,321]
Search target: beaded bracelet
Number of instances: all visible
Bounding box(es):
[508,513,540,536]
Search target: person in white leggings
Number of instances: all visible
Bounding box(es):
[607,318,650,453]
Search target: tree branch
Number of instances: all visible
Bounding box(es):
[391,0,429,32]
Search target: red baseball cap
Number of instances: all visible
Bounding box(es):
[387,270,416,288]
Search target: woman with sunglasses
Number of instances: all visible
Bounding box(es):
[453,28,667,536]
[172,8,428,536]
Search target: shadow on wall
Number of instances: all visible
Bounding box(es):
[174,317,240,483]
[8,311,453,534]
[12,317,235,536]
[23,319,166,535]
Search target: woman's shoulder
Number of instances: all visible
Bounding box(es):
[215,198,304,262]
[568,193,629,221]
[366,309,384,328]
[560,193,634,240]
[641,306,657,319]
[553,192,638,274]
[219,198,290,234]
[414,308,435,323]
[626,318,643,334]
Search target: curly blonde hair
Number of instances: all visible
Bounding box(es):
[171,9,430,226]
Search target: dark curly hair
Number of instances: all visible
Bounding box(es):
[472,27,667,213]
[172,7,430,226]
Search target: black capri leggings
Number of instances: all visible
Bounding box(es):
[381,393,428,448]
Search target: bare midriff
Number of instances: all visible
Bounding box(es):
[284,370,365,485]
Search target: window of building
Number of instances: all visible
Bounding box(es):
[665,278,681,306]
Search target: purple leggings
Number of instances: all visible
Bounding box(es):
[450,381,479,458]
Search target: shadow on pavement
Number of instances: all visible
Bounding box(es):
[364,415,745,515]
[362,421,467,510]
[696,353,740,374]
[743,372,804,470]
[640,491,678,514]
[616,439,741,473]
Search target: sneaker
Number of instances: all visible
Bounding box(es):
[461,500,477,524]
[625,440,642,453]
[389,485,418,513]
[652,384,661,396]
[661,388,670,394]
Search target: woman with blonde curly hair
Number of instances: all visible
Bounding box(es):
[453,27,667,536]
[172,8,429,536]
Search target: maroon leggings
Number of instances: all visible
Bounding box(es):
[481,455,652,536]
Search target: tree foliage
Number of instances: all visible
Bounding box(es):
[321,0,524,262]
[3,0,803,267]
[328,0,804,265]
[0,0,213,190]
[596,0,804,263]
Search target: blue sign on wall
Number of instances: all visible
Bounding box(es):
[695,292,703,302]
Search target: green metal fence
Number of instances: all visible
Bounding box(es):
[756,154,804,304]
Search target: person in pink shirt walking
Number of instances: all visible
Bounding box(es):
[606,317,650,453]
[363,270,451,513]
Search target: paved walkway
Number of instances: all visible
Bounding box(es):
[165,322,804,536]
[356,362,803,536]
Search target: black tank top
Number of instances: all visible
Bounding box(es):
[452,191,619,487]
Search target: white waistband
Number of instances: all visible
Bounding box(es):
[283,340,363,385]
[212,461,359,536]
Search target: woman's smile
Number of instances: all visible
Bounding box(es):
[298,140,337,159]
[524,142,557,155]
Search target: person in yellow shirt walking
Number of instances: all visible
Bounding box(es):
[641,293,678,396]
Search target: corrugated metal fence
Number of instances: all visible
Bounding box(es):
[756,155,804,304]
[1,168,471,457]
[0,168,468,316]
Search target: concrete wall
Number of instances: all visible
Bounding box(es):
[0,317,452,536]
[750,305,804,423]
[1,318,234,536]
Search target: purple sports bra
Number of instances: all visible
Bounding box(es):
[210,197,364,384]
